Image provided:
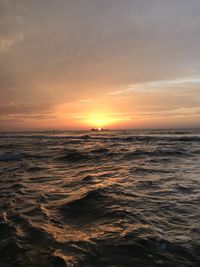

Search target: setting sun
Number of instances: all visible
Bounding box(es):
[83,113,118,128]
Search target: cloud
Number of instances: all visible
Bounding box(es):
[0,34,24,54]
[0,103,54,116]
[1,0,200,129]
[79,99,93,103]
[108,77,200,95]
[131,106,200,119]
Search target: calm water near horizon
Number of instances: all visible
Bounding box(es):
[0,129,200,266]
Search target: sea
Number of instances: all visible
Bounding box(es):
[0,129,200,267]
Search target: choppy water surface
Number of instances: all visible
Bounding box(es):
[0,129,200,267]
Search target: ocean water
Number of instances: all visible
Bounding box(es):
[0,129,200,267]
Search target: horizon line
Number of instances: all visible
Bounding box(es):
[0,127,200,134]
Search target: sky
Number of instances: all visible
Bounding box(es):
[0,0,200,131]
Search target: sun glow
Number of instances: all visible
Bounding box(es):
[83,113,118,128]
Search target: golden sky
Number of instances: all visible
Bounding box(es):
[0,0,200,130]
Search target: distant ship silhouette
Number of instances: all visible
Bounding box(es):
[91,128,109,131]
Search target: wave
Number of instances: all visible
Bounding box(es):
[0,152,24,161]
[58,149,92,162]
[123,147,187,160]
[77,233,200,267]
[60,187,109,210]
[0,130,200,267]
[175,136,200,142]
[57,147,112,162]
[59,187,115,224]
[90,148,110,154]
[130,166,171,174]
[26,166,46,172]
[0,151,51,162]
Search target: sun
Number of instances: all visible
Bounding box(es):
[84,113,117,128]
